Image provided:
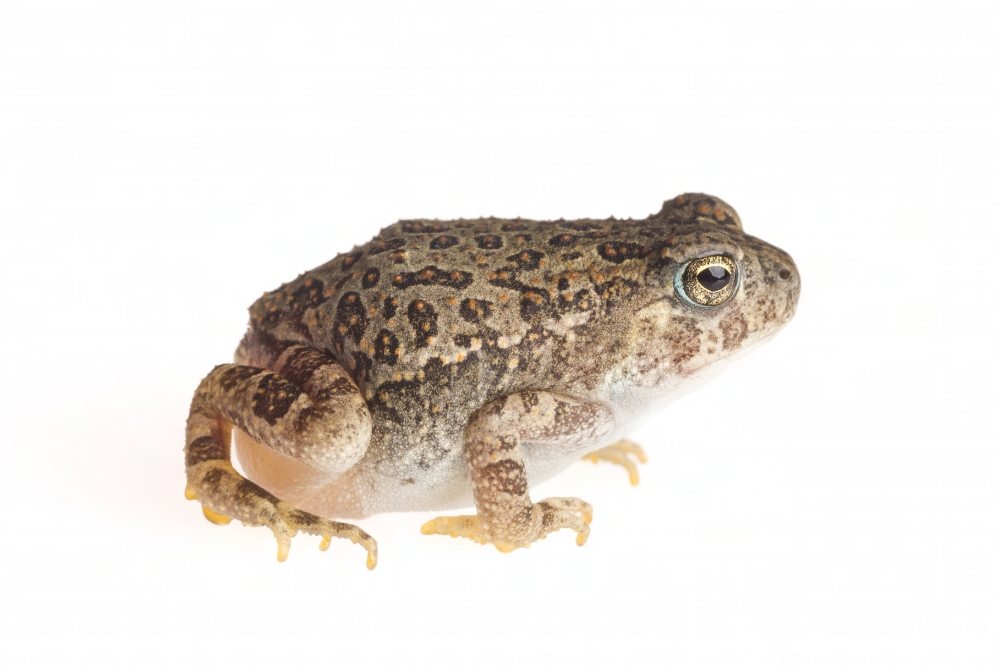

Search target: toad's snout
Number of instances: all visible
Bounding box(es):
[766,247,800,323]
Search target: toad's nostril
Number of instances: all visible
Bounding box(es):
[778,268,791,280]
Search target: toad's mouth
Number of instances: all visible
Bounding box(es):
[679,327,784,379]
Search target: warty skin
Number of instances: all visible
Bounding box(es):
[184,193,799,566]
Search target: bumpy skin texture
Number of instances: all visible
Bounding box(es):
[184,193,800,565]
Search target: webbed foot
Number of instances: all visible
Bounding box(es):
[582,439,647,486]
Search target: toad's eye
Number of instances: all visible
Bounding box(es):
[678,255,739,306]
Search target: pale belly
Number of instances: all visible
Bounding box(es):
[235,361,732,519]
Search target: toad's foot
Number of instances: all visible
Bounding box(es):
[185,464,378,569]
[421,497,593,552]
[582,439,647,486]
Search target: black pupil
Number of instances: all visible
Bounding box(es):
[696,265,731,291]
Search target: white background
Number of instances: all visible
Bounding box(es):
[0,2,995,664]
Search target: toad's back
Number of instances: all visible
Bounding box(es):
[242,209,710,471]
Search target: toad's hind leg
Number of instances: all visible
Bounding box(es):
[421,392,614,552]
[184,340,377,568]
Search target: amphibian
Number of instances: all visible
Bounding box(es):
[184,193,799,568]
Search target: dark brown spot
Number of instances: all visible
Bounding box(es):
[288,279,330,312]
[185,435,226,466]
[519,289,549,322]
[334,292,367,345]
[597,241,654,264]
[475,235,503,250]
[250,374,301,425]
[507,249,545,270]
[459,298,493,323]
[341,251,363,270]
[368,237,406,255]
[279,346,335,386]
[373,329,400,365]
[407,300,438,347]
[382,295,399,319]
[480,459,528,496]
[362,268,381,289]
[391,266,474,290]
[429,235,460,249]
[218,365,264,392]
[548,234,578,247]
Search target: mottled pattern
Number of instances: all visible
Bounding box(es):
[184,193,800,564]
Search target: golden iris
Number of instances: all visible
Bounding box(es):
[680,255,738,306]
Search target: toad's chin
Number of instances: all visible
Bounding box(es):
[602,325,786,441]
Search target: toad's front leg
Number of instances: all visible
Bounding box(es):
[421,392,614,552]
